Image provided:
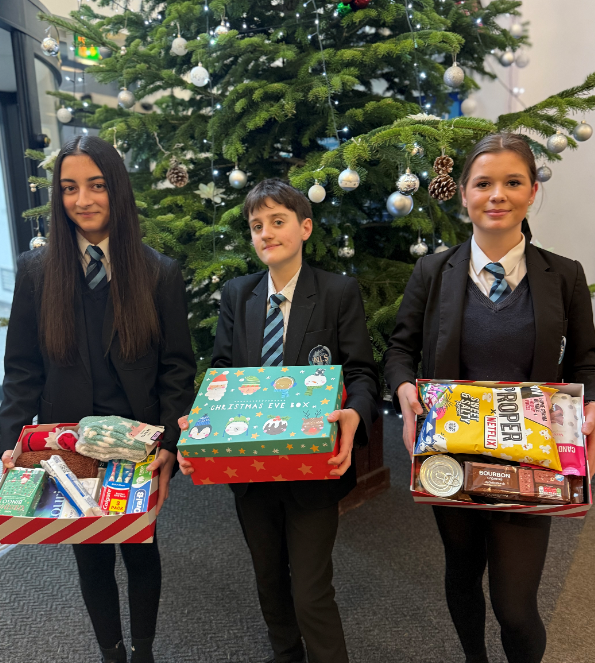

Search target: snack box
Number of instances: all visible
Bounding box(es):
[411,381,592,518]
[0,424,160,544]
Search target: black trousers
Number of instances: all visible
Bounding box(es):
[433,507,551,663]
[72,534,162,649]
[235,482,348,663]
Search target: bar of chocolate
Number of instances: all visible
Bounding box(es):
[463,462,570,504]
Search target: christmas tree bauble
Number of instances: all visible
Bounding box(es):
[410,240,428,258]
[214,21,229,36]
[337,2,352,16]
[41,36,60,57]
[397,168,420,195]
[410,144,424,157]
[338,245,355,258]
[57,107,73,123]
[120,45,127,55]
[211,275,220,283]
[510,22,523,38]
[573,121,593,142]
[190,64,209,87]
[229,168,248,189]
[515,49,530,68]
[117,88,136,109]
[386,192,413,217]
[99,46,112,59]
[546,131,568,153]
[536,165,552,182]
[30,233,48,250]
[308,183,326,203]
[352,0,370,8]
[443,64,464,89]
[166,159,189,187]
[434,244,450,254]
[338,168,360,191]
[171,37,188,56]
[500,50,515,67]
[461,97,477,116]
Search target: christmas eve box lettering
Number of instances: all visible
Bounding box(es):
[178,366,344,460]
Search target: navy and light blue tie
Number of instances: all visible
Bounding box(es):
[85,245,108,290]
[261,293,286,367]
[484,262,512,303]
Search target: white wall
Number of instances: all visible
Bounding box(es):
[475,0,595,284]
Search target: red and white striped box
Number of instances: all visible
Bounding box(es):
[411,381,592,519]
[0,424,159,544]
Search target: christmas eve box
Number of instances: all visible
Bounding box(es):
[178,366,345,484]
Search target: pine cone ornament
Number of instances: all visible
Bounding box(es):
[433,155,454,175]
[166,159,189,188]
[428,174,457,201]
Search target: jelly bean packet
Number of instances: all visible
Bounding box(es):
[549,393,586,476]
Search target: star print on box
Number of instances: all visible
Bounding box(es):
[178,365,346,485]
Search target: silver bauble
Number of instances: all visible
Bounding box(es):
[214,21,229,36]
[228,168,248,189]
[338,168,360,191]
[117,88,136,109]
[510,22,523,38]
[411,144,425,157]
[397,168,420,196]
[410,240,428,258]
[536,165,552,182]
[41,36,60,57]
[443,64,464,89]
[461,97,477,116]
[434,244,449,254]
[386,191,413,217]
[547,131,568,154]
[573,121,593,142]
[99,46,112,59]
[500,50,515,67]
[308,183,326,203]
[190,63,209,87]
[515,49,530,68]
[211,275,220,283]
[30,234,48,250]
[57,107,73,123]
[171,36,188,56]
[120,45,127,55]
[338,242,355,258]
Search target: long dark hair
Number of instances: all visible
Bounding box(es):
[41,135,160,365]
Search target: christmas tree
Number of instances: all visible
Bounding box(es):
[29,0,595,384]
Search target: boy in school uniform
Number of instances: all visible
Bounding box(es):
[179,179,379,663]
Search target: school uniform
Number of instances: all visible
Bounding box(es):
[384,233,595,663]
[212,261,379,663]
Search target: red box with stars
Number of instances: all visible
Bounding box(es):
[178,366,345,484]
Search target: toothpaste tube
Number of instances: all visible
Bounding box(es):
[40,455,103,517]
[126,454,156,514]
[60,479,101,518]
[99,460,135,515]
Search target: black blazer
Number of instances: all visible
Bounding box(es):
[384,237,595,402]
[211,262,380,508]
[0,246,196,455]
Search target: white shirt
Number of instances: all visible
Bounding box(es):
[267,266,302,345]
[77,231,111,281]
[469,234,526,297]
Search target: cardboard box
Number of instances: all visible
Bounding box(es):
[411,381,592,518]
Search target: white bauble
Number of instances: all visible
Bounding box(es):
[461,97,477,116]
[57,107,73,123]
[500,50,515,67]
[573,121,593,142]
[386,192,413,217]
[510,22,523,38]
[536,165,552,182]
[434,244,449,254]
[338,168,360,191]
[228,168,248,189]
[308,183,326,203]
[190,63,209,87]
[117,88,136,109]
[41,36,60,57]
[171,37,188,56]
[443,64,464,89]
[410,240,428,258]
[120,45,127,55]
[338,244,355,258]
[546,131,568,153]
[515,48,530,68]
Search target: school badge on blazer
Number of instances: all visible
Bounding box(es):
[178,366,346,484]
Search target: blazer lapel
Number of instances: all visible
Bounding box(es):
[246,273,268,365]
[433,239,472,379]
[74,283,92,382]
[283,263,316,367]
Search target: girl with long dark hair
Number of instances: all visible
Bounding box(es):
[0,135,196,662]
[385,133,595,663]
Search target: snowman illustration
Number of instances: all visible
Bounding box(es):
[272,376,296,399]
[189,414,212,440]
[225,416,251,437]
[263,416,289,436]
[206,371,229,401]
[239,375,261,396]
[304,368,327,396]
[301,410,324,435]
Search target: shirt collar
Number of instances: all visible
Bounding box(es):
[267,266,302,304]
[471,234,525,277]
[77,231,110,264]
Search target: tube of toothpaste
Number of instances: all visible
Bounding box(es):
[40,455,103,517]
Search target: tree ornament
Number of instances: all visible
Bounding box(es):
[397,168,420,195]
[214,20,229,36]
[338,238,355,259]
[29,182,37,193]
[443,59,464,89]
[166,158,189,188]
[536,165,552,182]
[41,36,60,57]
[308,182,326,203]
[99,46,112,59]
[117,87,136,109]
[171,36,188,56]
[196,182,225,203]
[510,22,523,38]
[500,50,515,67]
[434,244,450,254]
[120,45,127,55]
[461,97,477,116]
[57,107,73,123]
[386,192,413,217]
[30,232,48,250]
[573,120,593,142]
[338,168,360,191]
[190,63,209,87]
[410,144,424,157]
[229,167,248,189]
[337,2,352,17]
[515,49,530,68]
[352,0,370,8]
[429,153,457,201]
[433,155,454,175]
[211,275,221,283]
[410,234,428,258]
[546,131,568,153]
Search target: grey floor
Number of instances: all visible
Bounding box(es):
[0,414,591,663]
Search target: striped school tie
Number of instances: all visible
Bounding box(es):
[484,262,512,303]
[261,293,286,367]
[85,245,108,290]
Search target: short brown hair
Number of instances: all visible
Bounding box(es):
[243,178,312,222]
[459,133,537,191]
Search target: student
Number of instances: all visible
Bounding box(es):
[0,136,196,663]
[179,179,379,663]
[384,133,595,663]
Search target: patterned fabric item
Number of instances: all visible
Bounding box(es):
[484,262,512,303]
[85,245,108,290]
[76,416,148,462]
[261,293,286,367]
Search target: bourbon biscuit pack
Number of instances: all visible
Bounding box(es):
[416,383,562,471]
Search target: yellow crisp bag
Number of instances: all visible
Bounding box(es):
[415,384,561,471]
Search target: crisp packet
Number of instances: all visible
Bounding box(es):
[549,393,586,476]
[415,384,562,471]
